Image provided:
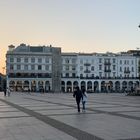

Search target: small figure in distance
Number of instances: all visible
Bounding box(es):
[4,87,6,96]
[73,86,83,112]
[7,88,11,96]
[81,88,88,112]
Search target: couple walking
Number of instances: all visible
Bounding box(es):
[73,86,88,112]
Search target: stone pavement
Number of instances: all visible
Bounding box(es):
[0,92,140,140]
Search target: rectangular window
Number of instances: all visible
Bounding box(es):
[10,64,14,70]
[10,58,14,63]
[65,59,70,64]
[38,58,42,63]
[113,72,116,77]
[17,65,21,70]
[31,65,35,70]
[24,58,28,63]
[66,73,69,77]
[46,65,49,70]
[99,58,102,63]
[72,58,76,64]
[17,58,21,63]
[31,58,35,63]
[24,65,28,70]
[99,65,102,70]
[113,65,116,70]
[132,67,134,72]
[113,58,116,63]
[38,65,42,70]
[65,66,69,71]
[72,66,76,70]
[45,58,49,63]
[99,72,102,78]
[72,73,76,77]
[80,66,83,71]
[80,59,83,64]
[120,60,122,64]
[91,66,94,71]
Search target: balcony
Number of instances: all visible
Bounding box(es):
[84,63,91,66]
[104,69,111,72]
[104,62,111,65]
[124,70,130,73]
[84,70,91,73]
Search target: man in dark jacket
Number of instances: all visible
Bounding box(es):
[73,86,83,112]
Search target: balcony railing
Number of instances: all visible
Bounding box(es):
[84,70,91,73]
[124,70,130,73]
[104,62,111,65]
[84,63,91,66]
[104,69,111,72]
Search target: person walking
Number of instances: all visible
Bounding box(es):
[73,86,83,112]
[81,88,88,112]
[4,88,6,96]
[7,88,11,96]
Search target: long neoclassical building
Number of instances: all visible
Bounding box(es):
[6,44,140,93]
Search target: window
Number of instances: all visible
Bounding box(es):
[66,73,69,77]
[24,65,28,70]
[31,65,35,70]
[72,66,76,70]
[113,58,116,63]
[31,58,35,63]
[17,58,21,63]
[120,67,122,72]
[99,58,102,63]
[132,60,134,65]
[120,60,122,64]
[10,64,14,70]
[113,65,116,70]
[113,72,116,77]
[46,58,49,63]
[80,74,83,77]
[80,59,83,64]
[72,58,76,64]
[38,65,42,70]
[17,65,21,70]
[99,65,102,70]
[65,66,69,71]
[132,67,134,72]
[72,73,76,77]
[24,58,28,63]
[38,58,42,63]
[80,66,83,71]
[10,58,14,63]
[91,66,94,71]
[99,72,102,78]
[65,59,69,64]
[46,65,49,71]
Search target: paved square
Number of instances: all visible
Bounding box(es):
[0,92,140,140]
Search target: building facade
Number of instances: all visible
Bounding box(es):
[0,73,6,91]
[6,44,140,93]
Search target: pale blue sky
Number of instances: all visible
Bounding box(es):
[0,0,140,73]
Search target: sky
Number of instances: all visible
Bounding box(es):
[0,0,140,74]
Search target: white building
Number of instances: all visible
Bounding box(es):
[6,44,140,93]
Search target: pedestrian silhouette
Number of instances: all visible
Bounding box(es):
[73,86,83,112]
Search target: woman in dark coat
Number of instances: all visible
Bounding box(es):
[73,86,83,112]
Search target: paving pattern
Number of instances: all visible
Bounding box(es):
[0,92,140,140]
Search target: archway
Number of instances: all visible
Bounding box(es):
[67,81,72,92]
